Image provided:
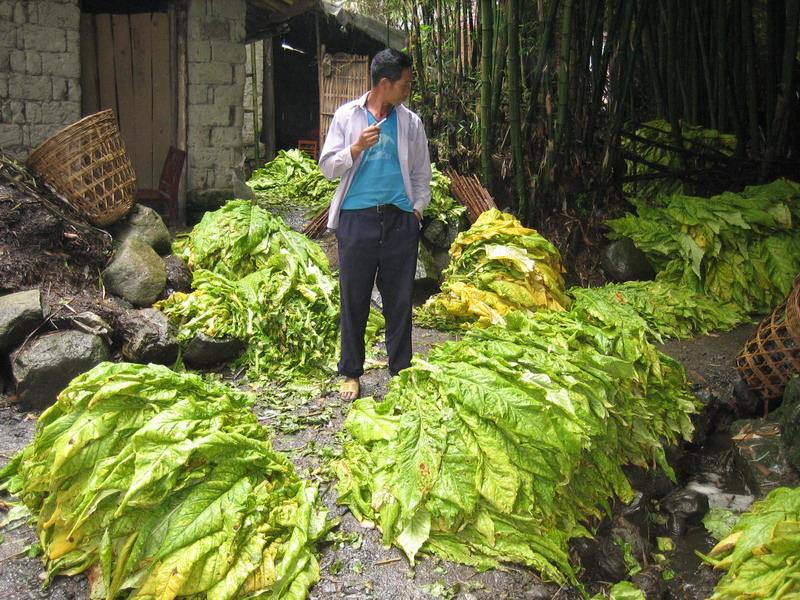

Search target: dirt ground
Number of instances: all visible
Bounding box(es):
[0,314,760,600]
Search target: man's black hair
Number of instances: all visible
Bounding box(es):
[370,48,412,86]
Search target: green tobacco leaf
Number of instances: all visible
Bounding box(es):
[0,362,329,600]
[336,309,696,585]
[606,179,800,314]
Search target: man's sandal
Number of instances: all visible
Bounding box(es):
[339,378,360,401]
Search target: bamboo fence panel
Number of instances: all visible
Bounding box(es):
[318,51,370,147]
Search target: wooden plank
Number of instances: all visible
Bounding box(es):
[112,14,137,181]
[151,12,172,183]
[130,13,154,188]
[95,14,117,113]
[79,14,99,116]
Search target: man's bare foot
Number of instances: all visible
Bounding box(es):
[339,377,360,401]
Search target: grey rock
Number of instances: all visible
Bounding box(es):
[0,289,43,352]
[421,218,463,250]
[418,243,451,283]
[632,565,668,600]
[111,204,172,255]
[661,489,709,526]
[11,330,109,410]
[623,464,675,501]
[102,239,167,307]
[620,491,649,530]
[163,255,193,294]
[121,309,179,365]
[730,419,799,496]
[601,237,655,282]
[778,378,800,471]
[732,376,761,417]
[571,535,627,582]
[611,516,651,564]
[183,332,245,368]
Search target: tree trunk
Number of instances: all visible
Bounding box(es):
[507,0,525,211]
[522,0,559,138]
[555,0,573,147]
[491,0,508,134]
[692,2,716,128]
[762,0,800,176]
[479,0,494,188]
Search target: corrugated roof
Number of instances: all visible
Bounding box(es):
[246,0,404,49]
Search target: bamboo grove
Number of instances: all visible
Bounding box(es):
[348,0,800,227]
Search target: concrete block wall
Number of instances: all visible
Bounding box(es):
[186,0,247,215]
[0,0,81,159]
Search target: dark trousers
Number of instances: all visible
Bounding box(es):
[336,206,420,378]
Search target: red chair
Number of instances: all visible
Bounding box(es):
[135,146,186,226]
[297,139,318,161]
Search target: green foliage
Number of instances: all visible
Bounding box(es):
[590,581,647,600]
[248,149,338,213]
[569,281,747,341]
[0,362,329,600]
[427,165,466,225]
[158,200,339,383]
[622,119,737,201]
[702,487,800,599]
[606,179,800,313]
[703,508,739,542]
[334,309,696,584]
[416,208,571,330]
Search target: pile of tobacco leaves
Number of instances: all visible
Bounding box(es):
[335,308,696,585]
[426,166,466,225]
[247,150,464,225]
[248,149,338,215]
[702,486,800,599]
[415,208,571,329]
[622,119,737,201]
[0,362,330,600]
[607,179,800,314]
[158,200,339,384]
[569,281,747,341]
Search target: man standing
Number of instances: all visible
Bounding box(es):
[319,48,432,400]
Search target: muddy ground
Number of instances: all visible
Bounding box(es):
[0,311,760,600]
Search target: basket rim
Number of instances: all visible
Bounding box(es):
[26,108,116,166]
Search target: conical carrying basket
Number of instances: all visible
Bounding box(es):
[736,276,800,400]
[26,109,136,227]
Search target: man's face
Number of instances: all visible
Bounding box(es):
[383,68,412,105]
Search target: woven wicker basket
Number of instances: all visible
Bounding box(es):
[26,109,135,227]
[736,278,800,400]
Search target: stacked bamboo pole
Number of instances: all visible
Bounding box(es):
[443,167,497,223]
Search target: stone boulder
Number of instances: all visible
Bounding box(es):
[0,289,44,352]
[120,309,179,365]
[111,204,172,255]
[183,332,245,368]
[11,330,110,410]
[731,419,800,496]
[601,237,656,282]
[163,255,192,294]
[422,218,463,250]
[778,378,800,472]
[418,242,451,283]
[102,239,167,307]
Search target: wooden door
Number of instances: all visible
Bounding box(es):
[318,50,370,148]
[80,12,174,189]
